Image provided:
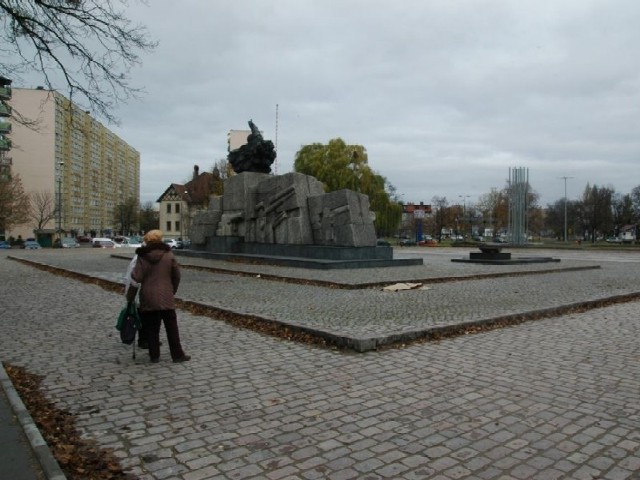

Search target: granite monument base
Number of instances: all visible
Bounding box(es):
[183,238,423,269]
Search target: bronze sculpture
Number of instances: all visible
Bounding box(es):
[228,120,276,174]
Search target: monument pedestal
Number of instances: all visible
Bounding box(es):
[470,251,511,261]
[452,243,559,265]
[183,240,423,269]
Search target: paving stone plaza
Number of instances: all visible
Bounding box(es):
[0,247,639,479]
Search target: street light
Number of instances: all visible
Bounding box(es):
[560,176,573,243]
[182,190,189,241]
[57,161,64,239]
[459,194,471,237]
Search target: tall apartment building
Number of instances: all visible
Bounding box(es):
[0,77,11,183]
[7,87,140,244]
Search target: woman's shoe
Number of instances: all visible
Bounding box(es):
[173,355,191,363]
[150,357,160,363]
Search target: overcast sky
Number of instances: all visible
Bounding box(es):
[104,0,639,208]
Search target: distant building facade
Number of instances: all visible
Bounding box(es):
[7,87,140,243]
[157,165,216,240]
[227,129,250,152]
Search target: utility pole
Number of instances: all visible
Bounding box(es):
[459,194,470,237]
[57,161,64,239]
[560,176,573,242]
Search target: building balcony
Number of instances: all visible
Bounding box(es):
[0,138,11,151]
[0,86,10,101]
[0,102,11,117]
[0,121,10,134]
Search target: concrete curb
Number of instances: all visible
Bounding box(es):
[0,364,67,480]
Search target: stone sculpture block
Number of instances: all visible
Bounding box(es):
[308,189,377,247]
[217,172,268,236]
[245,172,325,244]
[190,210,222,245]
[190,171,377,248]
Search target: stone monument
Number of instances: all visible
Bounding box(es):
[185,121,422,268]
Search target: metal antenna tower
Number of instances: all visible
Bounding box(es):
[274,104,279,175]
[559,176,573,242]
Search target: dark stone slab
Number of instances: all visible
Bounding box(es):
[452,256,560,265]
[178,249,422,269]
[187,240,423,269]
[470,252,511,260]
[478,243,507,254]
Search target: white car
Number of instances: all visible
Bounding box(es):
[125,237,143,248]
[113,236,142,248]
[92,237,120,247]
[164,239,179,249]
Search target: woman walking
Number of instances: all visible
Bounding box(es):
[126,230,190,363]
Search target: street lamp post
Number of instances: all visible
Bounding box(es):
[560,176,573,243]
[57,161,64,239]
[459,194,470,237]
[182,190,189,241]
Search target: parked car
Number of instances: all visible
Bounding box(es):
[91,237,117,247]
[164,239,179,249]
[418,239,438,246]
[376,239,391,246]
[53,238,80,248]
[92,239,115,248]
[112,236,127,246]
[113,236,142,248]
[399,238,417,246]
[128,236,143,247]
[76,235,92,243]
[0,240,11,249]
[21,240,42,249]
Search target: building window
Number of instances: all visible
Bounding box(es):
[166,221,171,232]
[175,203,180,214]
[175,221,180,232]
[166,203,171,214]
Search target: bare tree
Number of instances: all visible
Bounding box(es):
[29,189,55,231]
[431,196,449,241]
[138,200,157,233]
[113,197,139,235]
[0,173,30,232]
[579,184,615,243]
[476,188,509,235]
[1,0,157,124]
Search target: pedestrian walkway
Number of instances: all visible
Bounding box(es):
[0,248,639,479]
[0,368,45,480]
[0,363,65,480]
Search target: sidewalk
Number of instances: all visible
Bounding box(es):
[1,248,639,479]
[0,363,63,480]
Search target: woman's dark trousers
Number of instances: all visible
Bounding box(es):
[140,309,186,361]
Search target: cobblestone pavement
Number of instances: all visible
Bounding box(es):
[10,248,640,351]
[0,248,639,479]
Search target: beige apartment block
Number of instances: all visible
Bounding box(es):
[8,88,140,244]
[228,129,250,152]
